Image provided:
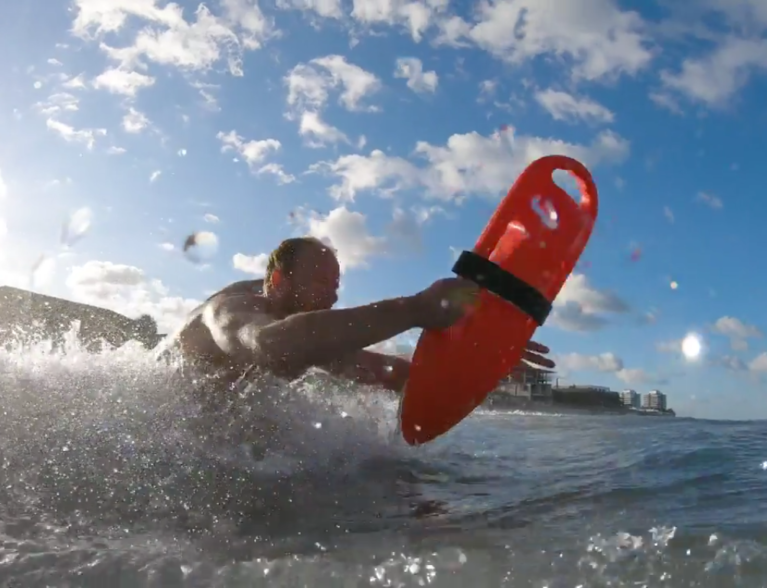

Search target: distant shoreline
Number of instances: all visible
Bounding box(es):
[484,394,676,417]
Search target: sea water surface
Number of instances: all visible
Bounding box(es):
[0,333,766,587]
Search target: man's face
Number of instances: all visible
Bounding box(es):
[285,244,340,312]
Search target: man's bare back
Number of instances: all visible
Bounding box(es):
[172,280,271,382]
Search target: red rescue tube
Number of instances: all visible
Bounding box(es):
[400,155,599,445]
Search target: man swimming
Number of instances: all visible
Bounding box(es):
[167,236,555,402]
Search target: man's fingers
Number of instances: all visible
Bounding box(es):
[447,284,480,307]
[525,340,550,354]
[521,351,556,369]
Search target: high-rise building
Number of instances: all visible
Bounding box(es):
[643,390,667,411]
[619,389,640,408]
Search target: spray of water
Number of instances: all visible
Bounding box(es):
[0,327,435,562]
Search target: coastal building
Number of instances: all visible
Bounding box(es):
[495,365,553,400]
[551,383,625,409]
[619,389,641,408]
[643,390,668,411]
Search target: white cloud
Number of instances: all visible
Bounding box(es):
[217,129,281,170]
[394,57,439,93]
[0,169,7,200]
[72,0,275,82]
[660,37,767,108]
[615,368,655,385]
[555,351,658,386]
[310,127,629,201]
[256,163,296,184]
[276,0,343,18]
[534,88,614,123]
[233,252,269,275]
[149,170,162,182]
[285,55,382,114]
[749,352,767,373]
[299,111,349,146]
[649,91,683,115]
[122,107,151,133]
[444,0,653,82]
[712,316,762,339]
[66,260,200,333]
[663,205,675,223]
[717,354,748,372]
[107,146,127,155]
[203,213,220,224]
[46,119,107,150]
[557,352,624,372]
[35,92,80,117]
[478,78,498,102]
[92,68,156,96]
[310,150,418,202]
[350,0,448,42]
[293,206,386,271]
[696,191,723,209]
[712,316,762,351]
[550,273,629,332]
[62,73,87,89]
[191,81,221,111]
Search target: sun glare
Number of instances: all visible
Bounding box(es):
[681,333,702,360]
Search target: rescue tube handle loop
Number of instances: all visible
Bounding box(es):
[474,156,598,260]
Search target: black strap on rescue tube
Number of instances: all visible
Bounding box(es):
[451,250,552,326]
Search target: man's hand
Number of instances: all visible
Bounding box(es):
[409,278,480,331]
[521,340,555,369]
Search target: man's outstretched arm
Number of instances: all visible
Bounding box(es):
[202,294,421,377]
[325,341,553,392]
[325,350,411,392]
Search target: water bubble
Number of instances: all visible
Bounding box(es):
[61,207,93,248]
[183,231,219,263]
[30,254,56,287]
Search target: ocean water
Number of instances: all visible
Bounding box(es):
[0,334,766,587]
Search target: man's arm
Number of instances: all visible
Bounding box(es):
[324,350,411,392]
[328,342,553,391]
[202,294,420,377]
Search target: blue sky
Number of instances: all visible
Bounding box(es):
[1,0,766,420]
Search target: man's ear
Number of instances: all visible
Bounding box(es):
[271,269,282,287]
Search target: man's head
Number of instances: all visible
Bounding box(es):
[264,237,340,314]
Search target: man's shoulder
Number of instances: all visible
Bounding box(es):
[204,289,273,327]
[205,279,264,301]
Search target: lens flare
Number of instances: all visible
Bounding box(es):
[681,333,702,360]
